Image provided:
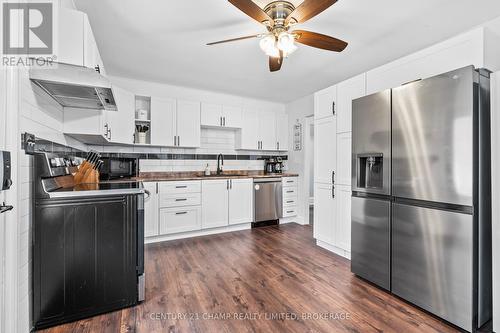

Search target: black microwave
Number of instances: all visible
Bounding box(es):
[100,157,138,180]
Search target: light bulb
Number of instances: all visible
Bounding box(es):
[259,35,280,58]
[277,32,298,56]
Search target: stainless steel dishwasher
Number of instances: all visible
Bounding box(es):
[254,178,282,222]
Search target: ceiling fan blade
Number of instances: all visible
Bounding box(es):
[207,34,260,46]
[286,0,338,24]
[269,51,284,72]
[293,30,348,52]
[229,0,273,24]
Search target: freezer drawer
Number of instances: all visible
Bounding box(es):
[392,203,473,332]
[392,66,474,206]
[351,196,390,290]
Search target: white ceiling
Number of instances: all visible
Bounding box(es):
[74,0,500,103]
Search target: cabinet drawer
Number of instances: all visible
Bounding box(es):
[282,177,298,187]
[159,207,201,235]
[283,196,298,207]
[283,187,298,198]
[159,193,201,208]
[159,181,201,194]
[283,207,298,217]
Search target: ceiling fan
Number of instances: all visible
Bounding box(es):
[207,0,348,72]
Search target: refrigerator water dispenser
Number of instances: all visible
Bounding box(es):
[357,154,384,189]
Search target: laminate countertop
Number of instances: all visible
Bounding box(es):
[111,171,298,183]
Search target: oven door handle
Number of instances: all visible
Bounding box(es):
[144,189,151,199]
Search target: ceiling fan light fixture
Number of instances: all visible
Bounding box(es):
[277,32,298,56]
[259,34,280,57]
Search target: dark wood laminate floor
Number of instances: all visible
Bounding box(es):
[39,223,461,333]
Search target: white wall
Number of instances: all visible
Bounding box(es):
[285,95,314,225]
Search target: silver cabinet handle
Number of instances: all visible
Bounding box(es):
[176,185,188,189]
[177,136,180,146]
[332,101,336,115]
[176,212,188,215]
[174,136,176,146]
[220,117,223,126]
[332,185,335,198]
[332,171,335,184]
[223,117,226,126]
[286,200,294,203]
[286,190,294,193]
[230,179,232,189]
[175,198,187,201]
[226,180,229,190]
[287,210,294,214]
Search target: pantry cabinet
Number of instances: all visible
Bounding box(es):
[314,183,335,244]
[314,85,337,120]
[336,74,366,133]
[335,185,352,252]
[336,132,352,186]
[314,116,337,185]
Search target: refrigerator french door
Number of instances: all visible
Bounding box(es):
[391,66,491,332]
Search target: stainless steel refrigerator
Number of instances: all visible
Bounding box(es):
[351,66,492,332]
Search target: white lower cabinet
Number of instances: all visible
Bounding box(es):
[314,183,336,244]
[335,185,352,252]
[202,178,253,229]
[160,207,202,235]
[228,179,253,225]
[282,177,298,218]
[202,180,229,229]
[144,182,159,238]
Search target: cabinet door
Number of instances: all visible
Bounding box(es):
[83,14,98,70]
[238,108,259,150]
[58,9,84,66]
[223,105,242,128]
[108,86,135,144]
[229,179,253,225]
[276,113,289,151]
[335,185,351,251]
[336,74,366,133]
[144,182,159,237]
[150,97,175,146]
[202,180,229,229]
[259,111,277,151]
[176,100,201,147]
[314,183,336,244]
[201,103,222,127]
[314,117,337,184]
[336,132,352,186]
[314,85,337,120]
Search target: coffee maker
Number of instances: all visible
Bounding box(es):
[264,156,284,174]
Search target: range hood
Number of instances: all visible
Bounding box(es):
[29,63,117,111]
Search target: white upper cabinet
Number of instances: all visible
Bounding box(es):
[58,9,84,66]
[314,85,337,120]
[336,74,366,133]
[276,113,289,151]
[222,105,242,128]
[315,116,337,185]
[108,86,135,144]
[150,97,176,146]
[201,103,223,127]
[228,179,253,225]
[238,108,260,150]
[83,14,105,75]
[202,180,229,229]
[58,9,104,73]
[176,100,201,148]
[259,111,277,151]
[201,103,242,128]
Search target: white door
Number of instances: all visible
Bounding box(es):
[151,97,175,146]
[336,74,366,133]
[335,185,351,252]
[314,183,335,244]
[202,180,229,229]
[144,182,159,237]
[228,179,253,225]
[160,207,202,235]
[314,85,337,120]
[276,113,289,151]
[201,103,222,127]
[176,100,201,147]
[238,108,259,150]
[259,111,277,150]
[223,106,242,128]
[336,132,352,186]
[109,86,135,144]
[314,116,337,184]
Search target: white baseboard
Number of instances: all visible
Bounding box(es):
[316,240,351,260]
[145,223,252,244]
[280,215,306,225]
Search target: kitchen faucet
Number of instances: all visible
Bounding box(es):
[217,154,224,175]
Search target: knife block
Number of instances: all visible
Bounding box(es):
[73,162,100,185]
